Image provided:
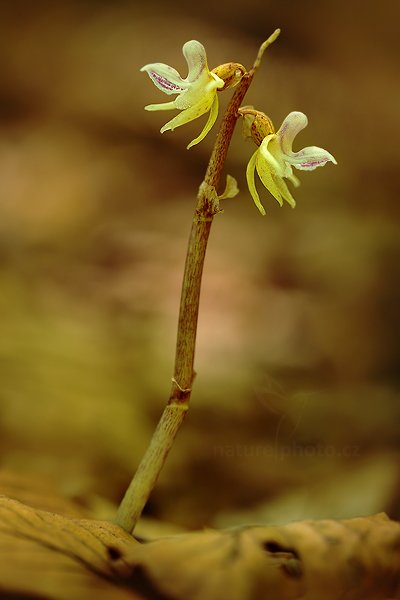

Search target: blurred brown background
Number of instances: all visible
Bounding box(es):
[0,0,399,529]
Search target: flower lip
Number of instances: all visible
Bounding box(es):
[299,158,331,169]
[147,71,186,93]
[140,40,208,94]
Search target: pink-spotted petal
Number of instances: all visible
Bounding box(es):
[140,63,188,96]
[287,146,338,171]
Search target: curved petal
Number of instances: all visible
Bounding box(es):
[187,94,219,149]
[182,40,208,83]
[277,111,308,156]
[140,63,188,95]
[246,150,266,215]
[256,152,296,208]
[286,145,338,171]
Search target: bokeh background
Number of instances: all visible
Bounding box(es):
[0,0,399,530]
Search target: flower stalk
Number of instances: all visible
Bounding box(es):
[115,30,280,534]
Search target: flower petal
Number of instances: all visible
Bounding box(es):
[144,101,176,112]
[277,111,308,156]
[182,40,208,83]
[256,151,296,208]
[286,146,338,171]
[160,95,212,134]
[273,173,297,208]
[288,172,301,187]
[140,63,188,95]
[259,135,286,178]
[255,153,282,207]
[187,94,219,149]
[246,150,266,215]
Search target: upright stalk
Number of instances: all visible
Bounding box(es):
[115,30,280,534]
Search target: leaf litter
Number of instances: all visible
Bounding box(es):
[0,495,399,599]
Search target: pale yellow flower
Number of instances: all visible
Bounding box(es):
[141,40,224,149]
[245,111,337,215]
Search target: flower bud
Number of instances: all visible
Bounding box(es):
[211,63,246,90]
[239,107,275,146]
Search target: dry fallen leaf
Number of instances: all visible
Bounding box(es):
[124,513,400,600]
[0,495,137,600]
[0,495,399,599]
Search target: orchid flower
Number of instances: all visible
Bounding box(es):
[242,110,337,215]
[141,41,245,149]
